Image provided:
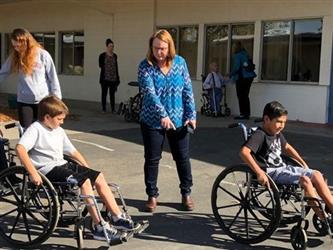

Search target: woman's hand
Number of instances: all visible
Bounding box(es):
[161,117,176,130]
[184,120,196,130]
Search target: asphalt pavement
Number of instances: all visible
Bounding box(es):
[1,98,333,250]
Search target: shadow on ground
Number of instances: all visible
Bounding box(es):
[90,126,333,185]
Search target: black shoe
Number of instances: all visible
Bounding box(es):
[234,115,250,120]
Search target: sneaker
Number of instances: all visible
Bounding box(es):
[93,223,126,244]
[111,214,137,231]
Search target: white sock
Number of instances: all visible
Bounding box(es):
[112,214,122,222]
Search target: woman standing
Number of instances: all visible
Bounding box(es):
[138,29,196,212]
[98,39,120,113]
[230,41,256,120]
[0,28,62,128]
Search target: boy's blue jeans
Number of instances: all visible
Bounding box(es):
[141,123,193,198]
[0,139,8,172]
[209,88,222,113]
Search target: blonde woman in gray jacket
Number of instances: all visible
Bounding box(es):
[0,28,62,128]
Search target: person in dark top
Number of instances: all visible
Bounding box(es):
[98,39,120,113]
[240,101,333,220]
[230,41,256,120]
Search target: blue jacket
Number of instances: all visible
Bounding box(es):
[138,55,196,129]
[230,49,257,81]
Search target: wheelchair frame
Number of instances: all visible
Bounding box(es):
[118,81,142,123]
[211,122,333,250]
[0,129,148,249]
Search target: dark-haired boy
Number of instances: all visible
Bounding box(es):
[240,101,333,220]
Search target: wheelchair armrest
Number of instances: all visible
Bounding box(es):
[281,155,304,167]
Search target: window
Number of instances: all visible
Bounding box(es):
[60,31,84,75]
[0,33,1,67]
[32,32,56,61]
[4,33,10,59]
[157,25,198,77]
[205,23,254,76]
[291,19,322,82]
[179,26,198,76]
[262,19,322,82]
[205,25,228,75]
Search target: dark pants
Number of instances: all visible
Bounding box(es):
[17,102,38,128]
[0,139,8,172]
[235,77,253,117]
[141,123,193,197]
[101,83,117,112]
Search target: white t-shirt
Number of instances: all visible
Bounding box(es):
[18,121,76,175]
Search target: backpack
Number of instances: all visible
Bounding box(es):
[242,56,255,72]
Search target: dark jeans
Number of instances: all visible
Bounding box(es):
[17,102,38,128]
[141,123,193,197]
[101,84,116,112]
[0,139,8,172]
[235,77,253,117]
[209,88,222,113]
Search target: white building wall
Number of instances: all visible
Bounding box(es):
[0,0,332,123]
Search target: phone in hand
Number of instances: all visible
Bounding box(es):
[186,124,195,134]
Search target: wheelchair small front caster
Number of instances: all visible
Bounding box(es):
[290,225,307,250]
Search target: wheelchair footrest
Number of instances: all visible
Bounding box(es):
[132,220,149,234]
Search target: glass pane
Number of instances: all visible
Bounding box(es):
[159,27,178,51]
[291,19,322,82]
[262,21,291,81]
[205,25,228,76]
[0,34,1,68]
[179,26,198,77]
[61,33,73,74]
[231,24,254,68]
[33,33,44,45]
[73,32,84,75]
[44,33,56,62]
[5,33,11,58]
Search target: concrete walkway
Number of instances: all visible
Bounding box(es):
[1,98,333,249]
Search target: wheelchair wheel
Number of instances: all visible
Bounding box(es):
[224,107,231,117]
[312,214,329,236]
[124,110,132,122]
[0,166,59,248]
[290,226,307,250]
[211,164,281,244]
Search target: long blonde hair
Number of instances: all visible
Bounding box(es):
[147,29,176,67]
[10,28,41,75]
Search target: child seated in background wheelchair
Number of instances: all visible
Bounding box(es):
[203,61,227,117]
[15,95,139,243]
[240,101,333,223]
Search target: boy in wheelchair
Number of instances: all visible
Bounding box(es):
[240,101,333,224]
[15,95,138,243]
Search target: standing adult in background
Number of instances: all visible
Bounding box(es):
[230,41,256,120]
[98,39,120,113]
[0,28,62,128]
[138,29,197,212]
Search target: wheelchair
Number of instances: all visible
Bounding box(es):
[200,74,231,117]
[118,81,142,122]
[211,122,333,250]
[0,124,149,249]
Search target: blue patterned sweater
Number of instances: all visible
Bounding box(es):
[138,55,196,129]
